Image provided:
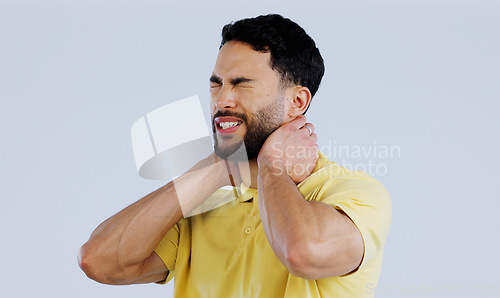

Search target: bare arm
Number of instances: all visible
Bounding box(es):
[78,154,234,285]
[257,116,364,280]
[257,165,364,279]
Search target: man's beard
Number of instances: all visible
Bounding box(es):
[212,98,284,160]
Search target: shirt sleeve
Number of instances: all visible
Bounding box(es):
[153,221,181,284]
[318,171,392,271]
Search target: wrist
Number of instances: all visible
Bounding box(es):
[258,158,286,178]
[185,156,231,189]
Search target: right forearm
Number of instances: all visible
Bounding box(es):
[79,160,227,279]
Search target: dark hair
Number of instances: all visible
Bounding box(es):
[220,14,325,110]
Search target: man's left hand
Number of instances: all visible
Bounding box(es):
[257,115,319,184]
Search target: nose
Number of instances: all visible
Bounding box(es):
[214,85,237,110]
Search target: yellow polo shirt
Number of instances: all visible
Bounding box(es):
[154,152,392,297]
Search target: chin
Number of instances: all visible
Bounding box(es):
[215,141,251,161]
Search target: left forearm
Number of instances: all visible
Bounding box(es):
[255,116,364,279]
[257,163,363,279]
[257,163,325,270]
[257,163,306,244]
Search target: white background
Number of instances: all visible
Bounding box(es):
[1,0,499,297]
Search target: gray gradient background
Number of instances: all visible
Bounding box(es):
[1,0,499,297]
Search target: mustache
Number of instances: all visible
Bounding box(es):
[212,110,248,124]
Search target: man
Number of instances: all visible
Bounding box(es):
[79,14,391,297]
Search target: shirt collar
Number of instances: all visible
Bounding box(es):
[238,183,257,203]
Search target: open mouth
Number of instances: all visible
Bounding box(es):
[219,121,241,129]
[215,117,243,134]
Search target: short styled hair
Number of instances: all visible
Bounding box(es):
[220,14,325,104]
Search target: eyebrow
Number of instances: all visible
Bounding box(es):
[209,75,254,86]
[230,77,254,85]
[209,75,222,84]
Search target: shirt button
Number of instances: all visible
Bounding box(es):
[244,227,252,235]
[253,210,258,216]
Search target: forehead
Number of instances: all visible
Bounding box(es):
[212,41,278,80]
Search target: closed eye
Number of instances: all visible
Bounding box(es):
[209,75,222,89]
[210,75,222,83]
[230,77,254,86]
[209,75,255,89]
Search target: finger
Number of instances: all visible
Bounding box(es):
[300,124,314,137]
[304,122,315,132]
[301,123,315,136]
[312,143,319,157]
[300,125,312,136]
[308,135,319,158]
[288,115,307,129]
[309,132,318,143]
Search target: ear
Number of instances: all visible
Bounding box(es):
[287,86,312,118]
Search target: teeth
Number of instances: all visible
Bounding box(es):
[219,121,240,129]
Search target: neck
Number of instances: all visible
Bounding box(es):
[237,159,259,189]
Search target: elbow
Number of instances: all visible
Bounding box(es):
[78,244,109,284]
[78,243,132,285]
[284,241,362,280]
[284,243,320,280]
